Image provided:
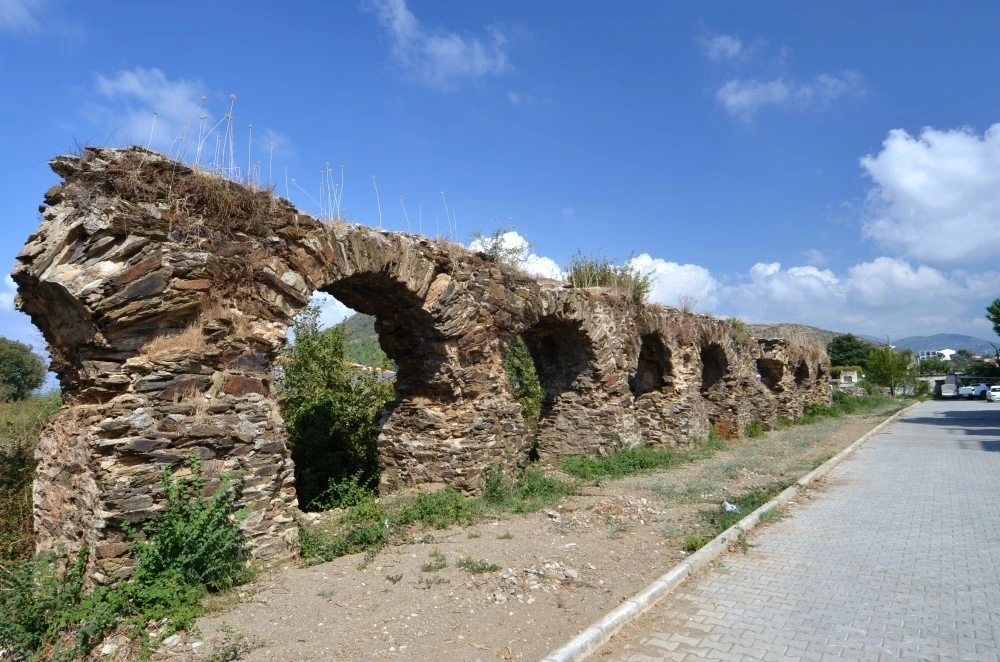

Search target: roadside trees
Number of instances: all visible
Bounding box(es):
[867,345,912,397]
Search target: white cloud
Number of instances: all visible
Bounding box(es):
[367,0,510,88]
[802,249,827,266]
[716,71,863,120]
[92,68,209,153]
[308,292,353,329]
[860,124,1000,263]
[0,275,16,310]
[628,253,720,310]
[0,0,46,32]
[701,33,743,62]
[468,231,562,279]
[725,258,1000,337]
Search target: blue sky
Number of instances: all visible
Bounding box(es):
[2,0,999,349]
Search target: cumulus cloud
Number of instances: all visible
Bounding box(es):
[725,258,1000,336]
[860,124,1000,263]
[0,275,16,310]
[92,68,208,151]
[468,231,562,279]
[701,33,743,62]
[367,0,510,88]
[716,71,863,120]
[0,0,45,31]
[627,253,720,310]
[308,292,353,329]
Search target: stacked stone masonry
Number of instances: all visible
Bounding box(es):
[13,147,831,575]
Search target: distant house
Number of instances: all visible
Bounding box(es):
[829,366,862,389]
[917,348,956,361]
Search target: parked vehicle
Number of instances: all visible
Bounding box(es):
[958,383,990,399]
[936,381,958,399]
[988,386,1000,403]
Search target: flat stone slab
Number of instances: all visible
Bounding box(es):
[604,399,1000,661]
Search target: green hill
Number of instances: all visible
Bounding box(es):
[336,313,395,370]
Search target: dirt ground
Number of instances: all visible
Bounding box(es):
[162,406,901,661]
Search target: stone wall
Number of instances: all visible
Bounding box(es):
[13,147,831,575]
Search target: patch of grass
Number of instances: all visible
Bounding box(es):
[683,534,711,552]
[467,531,481,539]
[417,575,448,588]
[744,419,765,439]
[735,532,749,553]
[298,467,577,565]
[385,573,403,584]
[420,549,448,572]
[560,437,726,483]
[497,531,514,540]
[457,557,501,574]
[701,482,793,535]
[810,453,834,470]
[758,506,784,525]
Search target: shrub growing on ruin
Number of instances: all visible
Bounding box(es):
[565,251,651,302]
[502,335,543,429]
[278,305,395,510]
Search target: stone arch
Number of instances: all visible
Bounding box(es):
[521,315,597,418]
[13,146,837,572]
[756,358,784,392]
[700,342,729,393]
[794,360,810,386]
[630,333,674,397]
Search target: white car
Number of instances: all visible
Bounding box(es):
[988,386,1000,403]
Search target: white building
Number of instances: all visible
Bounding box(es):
[917,349,956,361]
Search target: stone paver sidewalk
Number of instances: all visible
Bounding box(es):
[604,400,1000,661]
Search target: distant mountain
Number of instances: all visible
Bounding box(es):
[889,334,997,355]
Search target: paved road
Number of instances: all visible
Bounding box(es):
[604,400,1000,661]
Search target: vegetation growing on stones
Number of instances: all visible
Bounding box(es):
[0,338,47,402]
[278,305,395,510]
[0,455,252,660]
[502,335,544,429]
[565,251,651,302]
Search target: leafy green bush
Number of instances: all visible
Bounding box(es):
[503,335,543,429]
[565,251,651,302]
[279,305,395,510]
[744,419,765,438]
[0,455,252,660]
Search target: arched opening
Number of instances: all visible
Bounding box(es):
[700,342,728,394]
[815,363,827,383]
[280,274,443,511]
[794,360,810,387]
[631,333,674,397]
[521,316,596,420]
[502,335,543,430]
[757,358,784,392]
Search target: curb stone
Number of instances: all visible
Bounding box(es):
[541,401,923,662]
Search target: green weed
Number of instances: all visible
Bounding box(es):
[420,549,447,572]
[457,557,500,574]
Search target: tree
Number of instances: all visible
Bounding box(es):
[0,338,46,401]
[469,229,529,268]
[827,334,871,369]
[866,345,912,397]
[916,355,951,375]
[987,298,1000,337]
[951,349,974,374]
[277,306,395,510]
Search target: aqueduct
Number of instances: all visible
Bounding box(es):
[13,147,830,578]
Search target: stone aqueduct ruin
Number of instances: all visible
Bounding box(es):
[14,147,830,577]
